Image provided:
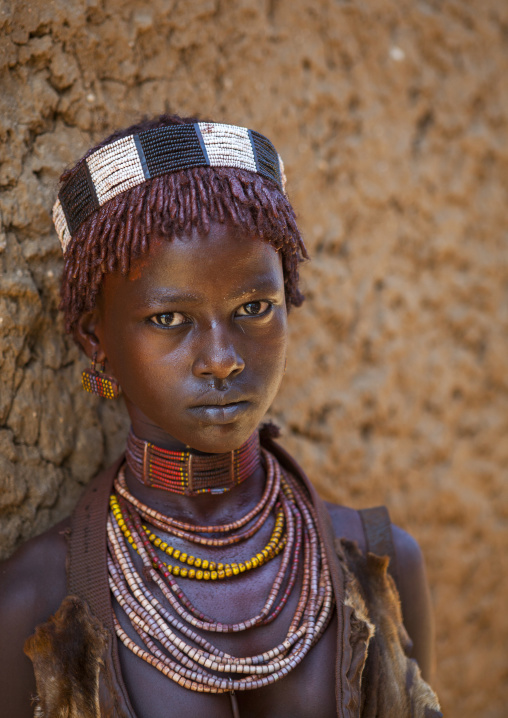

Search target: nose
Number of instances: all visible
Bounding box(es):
[192,325,245,380]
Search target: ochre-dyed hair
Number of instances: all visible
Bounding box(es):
[59,114,309,334]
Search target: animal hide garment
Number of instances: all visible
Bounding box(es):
[24,542,442,718]
[24,595,120,718]
[337,538,442,718]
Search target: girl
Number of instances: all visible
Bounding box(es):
[0,114,441,717]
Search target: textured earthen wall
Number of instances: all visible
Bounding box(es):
[1,0,507,714]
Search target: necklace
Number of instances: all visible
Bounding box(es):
[126,429,261,496]
[107,450,334,693]
[110,494,287,580]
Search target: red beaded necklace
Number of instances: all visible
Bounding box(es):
[125,429,261,496]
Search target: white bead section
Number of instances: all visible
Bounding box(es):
[53,198,71,252]
[278,154,287,195]
[87,135,146,206]
[198,123,256,173]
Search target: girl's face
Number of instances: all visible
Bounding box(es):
[80,220,288,453]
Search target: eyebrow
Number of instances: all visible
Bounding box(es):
[229,277,282,299]
[143,277,282,306]
[142,289,202,306]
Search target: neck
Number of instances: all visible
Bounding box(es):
[126,428,261,496]
[123,427,266,525]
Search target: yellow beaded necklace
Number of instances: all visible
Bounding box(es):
[110,494,287,581]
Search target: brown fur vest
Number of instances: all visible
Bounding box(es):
[24,538,442,718]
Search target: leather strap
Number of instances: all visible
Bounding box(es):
[68,457,137,718]
[358,506,399,587]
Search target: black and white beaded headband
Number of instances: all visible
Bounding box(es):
[53,122,287,253]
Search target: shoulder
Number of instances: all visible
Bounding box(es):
[323,500,434,680]
[324,501,367,551]
[391,523,425,577]
[0,517,69,620]
[323,500,425,575]
[0,516,70,642]
[0,520,70,631]
[391,524,434,680]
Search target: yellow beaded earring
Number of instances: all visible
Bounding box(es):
[82,353,121,399]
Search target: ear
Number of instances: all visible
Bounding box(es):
[73,309,106,363]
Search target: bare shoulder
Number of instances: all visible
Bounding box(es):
[0,517,69,616]
[391,523,426,577]
[324,501,367,550]
[323,500,434,681]
[390,524,434,680]
[323,500,426,577]
[0,518,69,718]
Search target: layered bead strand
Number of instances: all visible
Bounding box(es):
[111,494,287,581]
[107,449,334,693]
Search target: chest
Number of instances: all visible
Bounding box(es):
[113,527,339,718]
[116,609,338,718]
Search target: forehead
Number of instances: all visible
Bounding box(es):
[103,220,284,304]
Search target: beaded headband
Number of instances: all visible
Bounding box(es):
[53,122,287,253]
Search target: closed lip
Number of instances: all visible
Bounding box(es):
[187,401,251,424]
[189,391,250,408]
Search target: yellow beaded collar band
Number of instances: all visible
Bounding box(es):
[52,122,287,253]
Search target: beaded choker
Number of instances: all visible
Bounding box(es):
[53,122,286,252]
[125,429,261,497]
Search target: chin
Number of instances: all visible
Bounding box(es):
[183,422,259,454]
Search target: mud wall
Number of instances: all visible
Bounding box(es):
[1,1,507,714]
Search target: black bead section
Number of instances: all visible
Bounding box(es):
[133,134,150,180]
[137,125,207,178]
[249,131,282,191]
[58,161,99,236]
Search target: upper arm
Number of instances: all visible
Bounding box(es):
[0,553,43,717]
[325,502,435,682]
[391,524,435,683]
[0,524,69,717]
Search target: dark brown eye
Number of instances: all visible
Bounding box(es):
[237,301,271,317]
[150,312,187,327]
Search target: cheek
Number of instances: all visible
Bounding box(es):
[107,342,186,417]
[98,320,171,390]
[114,338,181,383]
[253,316,288,380]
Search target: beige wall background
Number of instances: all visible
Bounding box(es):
[1,0,507,714]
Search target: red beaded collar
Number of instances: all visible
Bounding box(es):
[125,429,261,497]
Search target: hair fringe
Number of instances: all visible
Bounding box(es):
[59,114,308,334]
